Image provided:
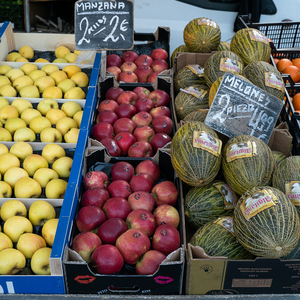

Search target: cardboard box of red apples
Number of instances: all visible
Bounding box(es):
[63,146,185,295]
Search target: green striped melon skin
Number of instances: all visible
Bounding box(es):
[175,84,209,121]
[282,239,300,259]
[233,186,300,258]
[242,61,285,100]
[222,135,275,196]
[171,44,189,67]
[272,150,287,166]
[183,18,221,53]
[204,50,244,87]
[209,76,223,107]
[185,180,236,229]
[183,109,208,122]
[170,121,222,187]
[217,41,231,51]
[230,28,271,65]
[190,217,254,259]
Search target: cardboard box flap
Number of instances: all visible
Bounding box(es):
[188,243,228,260]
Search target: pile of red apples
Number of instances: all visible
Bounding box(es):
[71,160,181,275]
[106,48,169,83]
[92,86,173,157]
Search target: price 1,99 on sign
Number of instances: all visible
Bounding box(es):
[75,0,134,51]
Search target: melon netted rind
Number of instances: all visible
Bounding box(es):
[242,61,285,100]
[233,186,300,258]
[184,180,237,229]
[272,150,287,166]
[222,135,275,196]
[190,217,255,259]
[171,44,189,67]
[170,121,222,187]
[204,50,245,87]
[183,109,208,123]
[230,28,271,65]
[183,17,221,53]
[217,41,231,51]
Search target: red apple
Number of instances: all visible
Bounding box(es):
[116,228,151,264]
[102,197,131,220]
[152,224,181,256]
[134,65,153,83]
[147,71,160,83]
[135,54,153,67]
[115,103,137,119]
[135,97,155,113]
[152,180,178,206]
[153,205,180,228]
[120,61,137,73]
[100,138,122,157]
[135,160,160,183]
[131,111,152,127]
[150,59,169,73]
[128,141,153,158]
[133,86,151,99]
[126,209,156,237]
[81,187,110,208]
[149,106,171,118]
[114,131,137,156]
[105,87,124,101]
[127,191,156,212]
[151,115,173,135]
[133,125,155,142]
[150,48,168,61]
[71,232,102,263]
[113,118,137,134]
[150,133,172,153]
[107,180,132,199]
[111,161,135,182]
[148,89,170,107]
[98,99,119,113]
[92,122,114,142]
[106,53,122,67]
[83,170,110,190]
[106,66,121,79]
[97,218,128,245]
[129,172,155,193]
[96,110,118,125]
[121,50,139,63]
[135,250,166,275]
[76,206,107,232]
[117,71,138,83]
[116,90,139,106]
[91,244,124,274]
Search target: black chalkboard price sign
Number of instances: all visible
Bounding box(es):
[205,72,283,144]
[75,0,134,50]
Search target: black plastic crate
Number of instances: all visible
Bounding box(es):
[0,1,24,31]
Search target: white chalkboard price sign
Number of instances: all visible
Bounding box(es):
[205,72,283,144]
[75,0,134,50]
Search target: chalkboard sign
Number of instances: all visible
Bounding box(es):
[205,72,283,144]
[75,0,134,51]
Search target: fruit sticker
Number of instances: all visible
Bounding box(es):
[265,72,285,92]
[214,217,235,236]
[213,182,237,210]
[193,130,222,156]
[186,64,204,77]
[226,141,257,162]
[248,29,269,45]
[180,86,207,100]
[285,181,300,206]
[240,189,278,221]
[197,18,218,28]
[219,57,243,74]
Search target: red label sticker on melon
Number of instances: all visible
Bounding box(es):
[226,141,257,162]
[285,181,300,206]
[197,18,217,28]
[265,72,285,92]
[193,130,222,156]
[181,86,207,100]
[248,30,269,44]
[214,216,235,236]
[219,57,243,74]
[187,64,205,77]
[213,181,238,210]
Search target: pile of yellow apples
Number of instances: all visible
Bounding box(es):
[0,142,72,199]
[0,97,82,143]
[0,199,59,275]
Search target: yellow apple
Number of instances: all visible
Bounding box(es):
[61,101,82,118]
[64,86,85,99]
[0,85,17,97]
[12,75,34,92]
[21,108,42,125]
[34,76,55,93]
[0,181,12,198]
[52,58,68,63]
[35,58,49,63]
[0,105,19,124]
[62,65,81,78]
[28,200,56,226]
[5,68,24,82]
[6,52,22,62]
[22,154,49,177]
[45,179,68,199]
[71,72,89,87]
[0,144,8,155]
[41,143,66,164]
[0,75,11,87]
[4,117,27,135]
[42,218,59,247]
[0,65,12,75]
[14,177,42,198]
[39,127,63,143]
[15,57,29,62]
[64,128,79,143]
[0,232,13,251]
[73,110,83,127]
[45,108,66,125]
[64,52,77,63]
[17,233,47,259]
[42,86,63,99]
[0,199,27,221]
[0,97,9,109]
[3,167,29,189]
[19,85,40,98]
[41,64,59,76]
[29,116,52,134]
[56,116,77,135]
[33,168,59,188]
[20,63,38,75]
[13,127,36,142]
[10,141,33,161]
[0,153,20,175]
[52,156,73,178]
[50,70,68,85]
[37,98,59,115]
[0,248,26,275]
[28,69,47,82]
[3,216,33,243]
[0,127,12,141]
[30,247,52,275]
[57,78,76,94]
[11,98,33,115]
[74,49,81,56]
[55,45,70,58]
[19,45,34,59]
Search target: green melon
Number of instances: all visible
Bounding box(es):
[233,186,300,258]
[175,84,209,121]
[185,180,238,229]
[170,121,222,187]
[242,61,285,100]
[173,64,206,96]
[222,135,275,195]
[230,28,271,65]
[183,17,221,53]
[272,150,287,166]
[190,216,254,259]
[204,50,244,87]
[171,44,189,67]
[209,76,223,107]
[217,41,231,51]
[183,109,208,122]
[282,239,300,259]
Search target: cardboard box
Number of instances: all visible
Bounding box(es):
[63,147,185,295]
